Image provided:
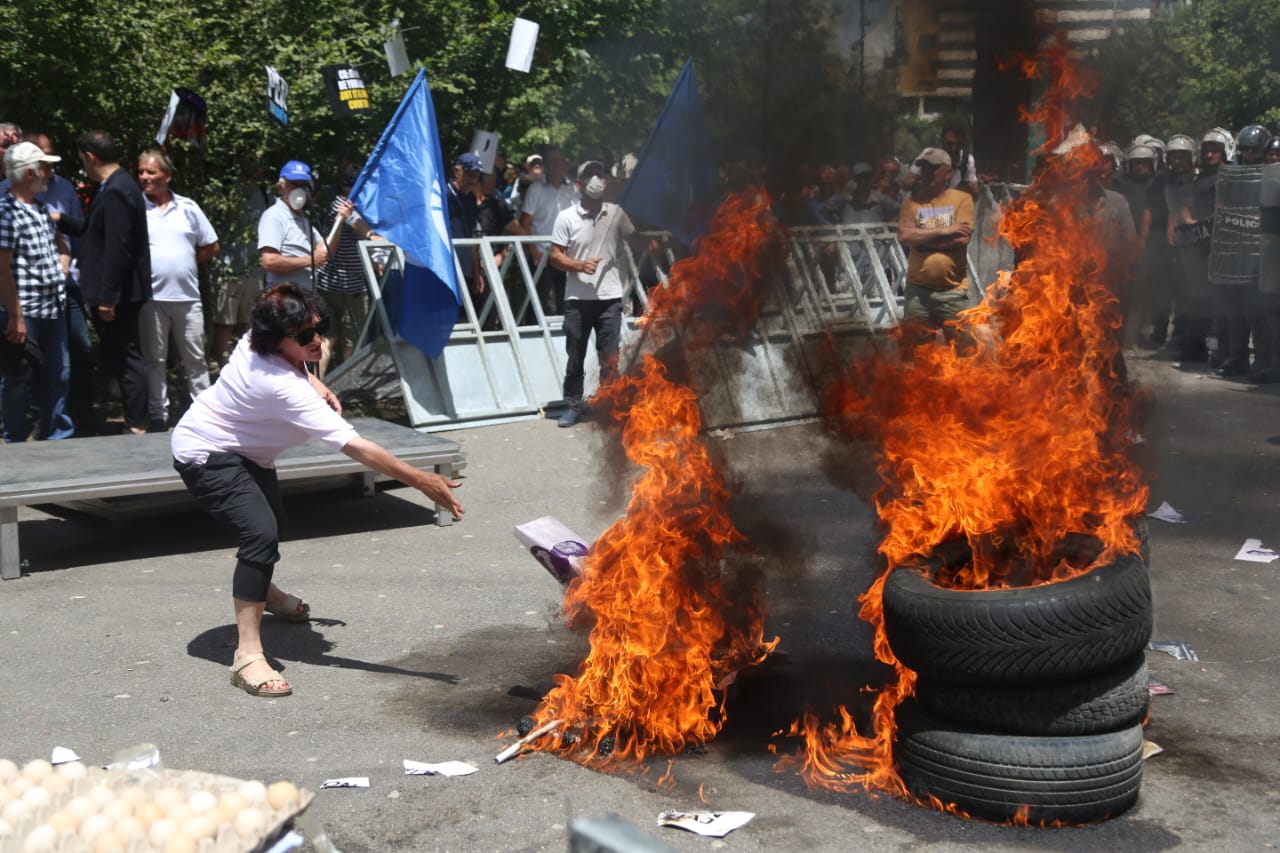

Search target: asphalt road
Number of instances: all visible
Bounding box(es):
[2,349,1278,852]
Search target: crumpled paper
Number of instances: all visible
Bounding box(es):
[403,759,478,777]
[1147,640,1198,661]
[1147,501,1186,524]
[657,810,754,838]
[1234,538,1279,563]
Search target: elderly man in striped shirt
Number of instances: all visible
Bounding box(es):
[0,141,73,441]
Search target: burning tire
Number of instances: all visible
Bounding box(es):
[913,653,1149,737]
[882,537,1152,685]
[894,706,1144,824]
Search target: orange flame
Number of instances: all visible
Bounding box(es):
[782,38,1150,820]
[526,193,779,768]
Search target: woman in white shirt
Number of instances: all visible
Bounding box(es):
[172,283,464,697]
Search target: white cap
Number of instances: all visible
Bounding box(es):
[3,141,60,175]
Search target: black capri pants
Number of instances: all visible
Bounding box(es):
[174,451,287,602]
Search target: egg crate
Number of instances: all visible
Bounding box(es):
[0,759,313,853]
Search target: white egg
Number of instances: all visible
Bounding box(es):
[45,810,77,833]
[21,786,52,809]
[117,786,146,807]
[0,785,12,807]
[134,801,165,827]
[37,774,69,797]
[100,799,132,822]
[165,802,191,826]
[21,823,57,852]
[92,830,124,853]
[180,814,215,841]
[64,796,94,823]
[233,806,265,839]
[2,798,31,824]
[0,759,19,782]
[163,834,196,853]
[114,814,144,842]
[236,780,267,805]
[147,818,178,848]
[218,791,247,814]
[78,813,112,843]
[20,760,52,781]
[86,786,115,809]
[186,790,217,815]
[0,816,13,837]
[8,778,32,797]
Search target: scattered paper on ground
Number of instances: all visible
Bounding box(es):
[50,746,80,764]
[320,777,370,788]
[265,830,305,852]
[1234,538,1279,563]
[403,759,478,777]
[657,810,754,838]
[1148,678,1174,696]
[1148,640,1199,661]
[1143,740,1164,760]
[1147,501,1186,524]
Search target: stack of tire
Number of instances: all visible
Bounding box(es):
[882,532,1153,824]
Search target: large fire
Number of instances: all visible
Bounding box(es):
[525,193,779,765]
[782,38,1150,804]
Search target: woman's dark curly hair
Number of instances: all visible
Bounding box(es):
[249,283,325,355]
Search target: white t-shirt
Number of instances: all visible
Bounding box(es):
[146,192,218,302]
[550,202,635,301]
[521,178,578,240]
[257,197,323,288]
[171,336,358,468]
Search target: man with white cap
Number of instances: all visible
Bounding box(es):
[0,141,74,441]
[897,147,975,348]
[258,159,341,291]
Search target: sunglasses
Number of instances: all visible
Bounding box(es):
[285,318,329,345]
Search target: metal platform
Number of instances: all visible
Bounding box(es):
[0,418,465,581]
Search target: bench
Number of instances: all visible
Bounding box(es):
[0,417,466,581]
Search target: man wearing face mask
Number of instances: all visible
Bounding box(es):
[549,161,636,428]
[257,160,331,291]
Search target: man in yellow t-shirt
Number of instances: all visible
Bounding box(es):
[897,147,975,347]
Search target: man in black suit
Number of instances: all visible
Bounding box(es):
[58,130,153,433]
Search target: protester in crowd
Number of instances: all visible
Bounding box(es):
[870,155,904,222]
[520,145,577,316]
[136,149,218,431]
[897,147,975,349]
[492,152,509,193]
[171,283,463,697]
[0,132,94,434]
[938,125,980,197]
[0,141,73,442]
[210,158,269,371]
[0,124,21,178]
[316,161,382,377]
[258,160,333,291]
[841,162,881,224]
[447,152,484,307]
[56,130,152,434]
[549,161,637,428]
[811,164,846,224]
[507,153,543,213]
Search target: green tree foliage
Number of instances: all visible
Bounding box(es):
[1083,0,1280,143]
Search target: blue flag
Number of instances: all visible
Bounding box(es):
[350,68,460,359]
[620,58,720,248]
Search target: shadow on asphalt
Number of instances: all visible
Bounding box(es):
[184,619,462,684]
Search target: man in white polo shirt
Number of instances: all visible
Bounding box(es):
[138,149,219,430]
[549,160,636,428]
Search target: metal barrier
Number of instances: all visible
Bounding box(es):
[324,200,1016,432]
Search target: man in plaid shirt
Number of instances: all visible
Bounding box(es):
[0,141,73,441]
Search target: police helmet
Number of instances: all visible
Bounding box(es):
[1266,136,1280,158]
[1166,134,1197,156]
[1126,143,1157,165]
[1236,124,1271,153]
[1098,141,1125,172]
[1201,127,1235,160]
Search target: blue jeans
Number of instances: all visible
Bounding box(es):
[1,314,74,442]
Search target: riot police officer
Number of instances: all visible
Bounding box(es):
[1235,125,1271,166]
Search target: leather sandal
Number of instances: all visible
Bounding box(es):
[265,593,311,622]
[230,653,292,697]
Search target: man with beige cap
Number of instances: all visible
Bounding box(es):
[896,147,975,349]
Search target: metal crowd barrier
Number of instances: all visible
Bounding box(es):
[323,198,1015,431]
